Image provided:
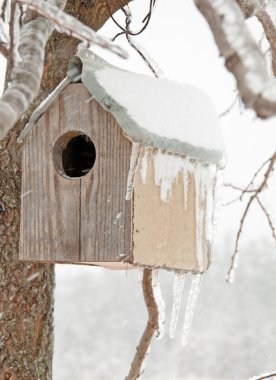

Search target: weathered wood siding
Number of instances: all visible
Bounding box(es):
[20,83,132,263]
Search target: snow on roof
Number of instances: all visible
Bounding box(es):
[78,48,225,166]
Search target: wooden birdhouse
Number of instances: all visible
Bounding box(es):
[18,48,225,273]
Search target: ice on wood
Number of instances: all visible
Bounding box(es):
[132,148,219,270]
[169,272,186,339]
[181,274,202,346]
[125,142,141,200]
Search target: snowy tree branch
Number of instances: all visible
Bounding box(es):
[18,0,127,59]
[0,0,127,141]
[194,0,276,118]
[125,269,159,380]
[236,0,276,76]
[226,152,276,283]
[0,14,55,140]
[0,39,8,56]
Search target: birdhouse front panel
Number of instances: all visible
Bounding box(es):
[19,84,132,263]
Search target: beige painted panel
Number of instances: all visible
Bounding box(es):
[133,150,208,272]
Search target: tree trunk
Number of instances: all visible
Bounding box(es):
[0,1,128,378]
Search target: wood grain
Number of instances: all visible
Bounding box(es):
[78,85,133,262]
[20,83,132,263]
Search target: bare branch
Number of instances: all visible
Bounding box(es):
[19,0,127,59]
[251,372,276,380]
[219,92,239,118]
[226,152,276,282]
[256,196,276,241]
[125,269,159,380]
[194,0,276,118]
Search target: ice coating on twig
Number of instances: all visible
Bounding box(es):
[152,270,166,340]
[125,142,141,200]
[181,274,202,346]
[169,272,186,339]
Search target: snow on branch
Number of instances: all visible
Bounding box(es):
[237,0,276,76]
[19,0,127,59]
[253,0,276,76]
[195,0,276,118]
[0,0,127,141]
[226,151,276,283]
[0,15,54,140]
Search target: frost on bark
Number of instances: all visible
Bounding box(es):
[195,0,276,118]
[0,1,129,379]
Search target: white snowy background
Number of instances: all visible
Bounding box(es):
[1,0,276,379]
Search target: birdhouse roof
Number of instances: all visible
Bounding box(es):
[18,47,225,166]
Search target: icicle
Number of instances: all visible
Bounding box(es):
[169,272,186,339]
[183,164,190,210]
[212,168,224,236]
[125,142,141,200]
[140,147,150,184]
[194,165,206,271]
[204,164,217,247]
[152,272,166,340]
[153,150,183,202]
[181,274,202,346]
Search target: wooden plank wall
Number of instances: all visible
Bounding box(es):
[20,84,132,263]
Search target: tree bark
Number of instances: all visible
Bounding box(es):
[0,1,128,378]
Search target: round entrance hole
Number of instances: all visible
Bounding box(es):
[53,131,96,178]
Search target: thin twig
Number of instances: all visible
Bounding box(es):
[106,0,156,41]
[115,2,163,78]
[125,269,159,380]
[256,196,276,241]
[252,373,276,380]
[219,93,239,118]
[241,156,272,200]
[223,183,256,206]
[226,152,276,282]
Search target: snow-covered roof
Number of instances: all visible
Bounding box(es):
[18,48,225,166]
[78,48,225,166]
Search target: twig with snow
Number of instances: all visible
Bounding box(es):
[107,0,163,78]
[226,152,276,283]
[18,0,127,59]
[237,0,276,77]
[125,269,159,380]
[250,372,276,380]
[194,0,276,118]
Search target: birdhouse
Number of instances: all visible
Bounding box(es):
[18,48,225,273]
